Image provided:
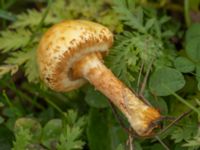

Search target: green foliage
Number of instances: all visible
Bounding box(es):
[174,57,195,73]
[87,108,111,150]
[171,118,198,143]
[185,23,200,90]
[87,108,127,150]
[113,0,146,33]
[85,86,109,108]
[11,110,86,150]
[196,66,200,90]
[5,47,39,82]
[184,138,200,149]
[0,0,120,83]
[0,65,18,79]
[41,119,62,148]
[186,23,200,63]
[0,0,200,149]
[0,125,14,150]
[149,67,185,96]
[0,29,31,52]
[0,9,16,21]
[57,125,84,150]
[12,128,33,150]
[107,31,163,86]
[11,9,57,28]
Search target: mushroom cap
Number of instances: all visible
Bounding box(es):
[37,20,113,92]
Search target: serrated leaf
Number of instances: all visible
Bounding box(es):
[57,125,84,150]
[171,119,198,143]
[24,48,39,82]
[85,86,109,108]
[12,118,45,150]
[149,67,185,96]
[11,9,57,28]
[113,0,146,33]
[107,31,163,87]
[145,18,155,30]
[12,128,32,150]
[183,137,200,147]
[0,29,31,52]
[64,109,86,128]
[5,50,31,65]
[0,65,18,79]
[174,57,195,73]
[6,47,39,83]
[65,110,78,125]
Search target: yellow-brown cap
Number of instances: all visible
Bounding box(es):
[37,20,113,92]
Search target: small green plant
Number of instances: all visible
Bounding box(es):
[11,110,86,150]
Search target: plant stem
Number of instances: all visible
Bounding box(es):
[155,135,170,150]
[163,85,200,115]
[2,90,13,108]
[137,62,144,93]
[170,91,200,116]
[44,98,64,115]
[139,59,154,96]
[28,0,52,44]
[184,0,191,27]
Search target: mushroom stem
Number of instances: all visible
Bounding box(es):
[72,52,161,136]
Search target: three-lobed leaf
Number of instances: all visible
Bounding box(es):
[174,56,195,73]
[149,67,185,96]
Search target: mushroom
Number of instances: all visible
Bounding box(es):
[37,20,161,136]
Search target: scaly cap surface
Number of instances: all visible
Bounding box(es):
[37,20,113,91]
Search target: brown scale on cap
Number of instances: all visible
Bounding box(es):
[37,20,161,136]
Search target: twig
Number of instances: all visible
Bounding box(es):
[157,109,192,135]
[137,62,144,93]
[138,94,152,106]
[139,59,154,96]
[107,100,130,134]
[127,134,134,150]
[155,135,170,150]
